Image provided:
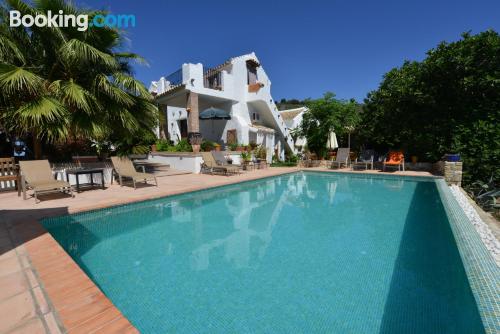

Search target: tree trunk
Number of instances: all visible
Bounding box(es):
[33,136,42,159]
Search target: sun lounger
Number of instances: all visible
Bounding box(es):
[19,160,73,203]
[211,151,242,168]
[111,156,158,189]
[330,148,350,169]
[201,152,240,175]
[383,151,405,171]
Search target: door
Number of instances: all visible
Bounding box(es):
[227,129,237,145]
[179,119,188,139]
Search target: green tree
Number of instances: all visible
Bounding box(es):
[0,0,158,158]
[299,92,359,158]
[359,30,500,184]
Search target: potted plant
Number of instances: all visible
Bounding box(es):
[411,155,418,164]
[228,142,238,151]
[214,143,221,151]
[240,151,251,170]
[188,132,202,153]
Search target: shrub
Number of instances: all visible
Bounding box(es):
[156,139,170,152]
[359,31,500,185]
[201,140,216,152]
[228,142,239,151]
[286,153,299,163]
[240,151,251,161]
[254,145,267,160]
[173,139,193,152]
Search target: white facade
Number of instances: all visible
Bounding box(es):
[150,53,296,162]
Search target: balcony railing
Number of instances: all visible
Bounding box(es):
[203,68,222,90]
[165,69,183,87]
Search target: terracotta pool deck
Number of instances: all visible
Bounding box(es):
[0,167,433,333]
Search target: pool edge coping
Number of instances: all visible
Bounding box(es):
[435,179,500,334]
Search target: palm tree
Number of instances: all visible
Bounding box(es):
[0,0,158,158]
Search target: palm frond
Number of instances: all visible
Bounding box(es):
[0,34,26,64]
[60,39,119,70]
[113,52,149,66]
[94,74,134,106]
[15,96,69,126]
[0,64,45,96]
[49,80,97,114]
[5,0,37,17]
[112,72,151,98]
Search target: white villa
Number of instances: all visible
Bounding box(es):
[149,53,301,162]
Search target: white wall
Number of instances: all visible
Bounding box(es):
[149,154,204,173]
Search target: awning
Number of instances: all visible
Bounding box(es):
[251,124,275,134]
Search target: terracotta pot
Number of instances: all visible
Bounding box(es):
[236,147,244,152]
[151,144,157,152]
[215,145,221,151]
[191,144,200,153]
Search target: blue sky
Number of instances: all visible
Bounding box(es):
[81,0,499,102]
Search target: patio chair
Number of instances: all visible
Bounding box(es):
[0,157,21,196]
[111,156,158,189]
[330,148,350,169]
[200,152,239,175]
[383,151,405,171]
[352,149,375,170]
[19,160,73,203]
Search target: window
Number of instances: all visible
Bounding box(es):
[252,113,260,121]
[247,61,258,85]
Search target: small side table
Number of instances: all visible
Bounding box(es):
[66,168,105,193]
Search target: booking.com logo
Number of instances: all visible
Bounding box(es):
[9,10,135,31]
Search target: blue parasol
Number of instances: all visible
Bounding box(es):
[199,107,231,120]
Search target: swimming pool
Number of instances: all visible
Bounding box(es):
[43,172,487,333]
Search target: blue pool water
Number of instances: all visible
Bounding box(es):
[43,172,485,333]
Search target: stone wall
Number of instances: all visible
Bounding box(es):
[434,161,463,186]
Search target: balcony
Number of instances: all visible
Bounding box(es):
[165,69,183,87]
[203,68,222,90]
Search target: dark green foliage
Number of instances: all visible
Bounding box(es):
[156,138,193,152]
[298,92,360,158]
[113,128,157,156]
[0,0,158,156]
[276,98,306,110]
[201,140,216,152]
[271,153,298,167]
[359,31,500,185]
